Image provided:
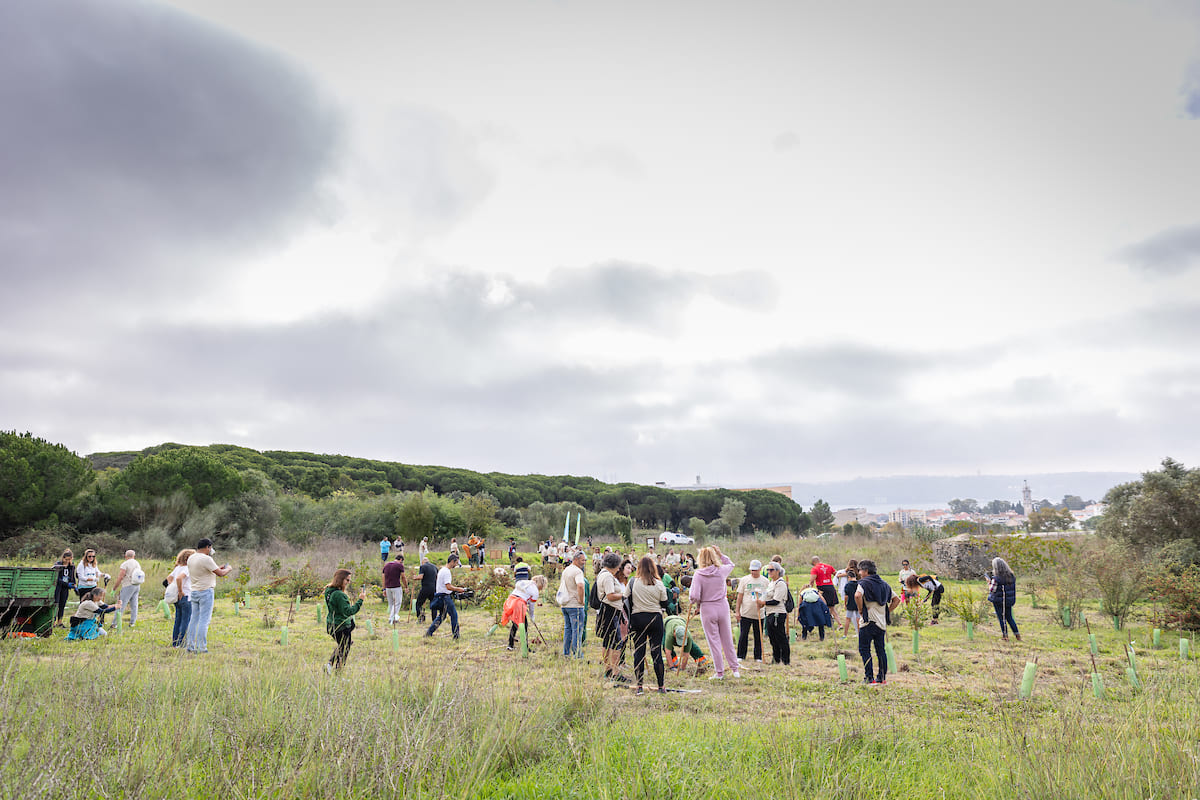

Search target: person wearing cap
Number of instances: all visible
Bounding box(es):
[185,538,233,654]
[662,614,707,674]
[735,560,769,663]
[758,562,791,664]
[418,537,429,563]
[426,554,466,639]
[559,550,588,658]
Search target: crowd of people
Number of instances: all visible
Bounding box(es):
[49,536,1023,690]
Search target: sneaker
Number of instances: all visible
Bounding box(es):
[709,674,724,680]
[635,686,645,696]
[1014,634,1022,641]
[506,645,514,651]
[732,671,741,678]
[656,687,666,694]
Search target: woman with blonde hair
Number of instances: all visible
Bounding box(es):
[626,555,669,694]
[687,546,740,679]
[167,548,195,648]
[324,569,366,673]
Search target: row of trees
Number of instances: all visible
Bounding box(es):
[947,495,1095,515]
[1,433,827,556]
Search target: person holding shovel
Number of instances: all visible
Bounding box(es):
[502,575,547,652]
[663,614,707,674]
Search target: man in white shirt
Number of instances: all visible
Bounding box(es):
[185,538,233,654]
[425,554,465,640]
[559,550,588,658]
[112,550,144,627]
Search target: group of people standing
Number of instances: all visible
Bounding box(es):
[52,539,232,652]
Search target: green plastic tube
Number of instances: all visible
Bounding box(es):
[1112,615,1120,631]
[487,623,498,637]
[280,626,288,646]
[1018,661,1037,699]
[392,629,400,652]
[1091,672,1104,699]
[837,653,848,682]
[1152,628,1161,648]
[885,641,895,674]
[1062,608,1071,628]
[1126,666,1140,690]
[365,619,374,636]
[1088,634,1098,656]
[316,606,323,624]
[114,611,123,631]
[233,601,239,616]
[1182,638,1191,660]
[520,622,529,658]
[966,621,974,641]
[158,600,170,618]
[912,629,920,654]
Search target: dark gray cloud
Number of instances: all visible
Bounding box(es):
[1116,224,1200,276]
[0,0,341,308]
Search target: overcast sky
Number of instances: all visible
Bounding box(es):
[3,0,1199,488]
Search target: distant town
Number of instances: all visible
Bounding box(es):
[658,476,1107,532]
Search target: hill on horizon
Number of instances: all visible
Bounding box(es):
[782,472,1140,510]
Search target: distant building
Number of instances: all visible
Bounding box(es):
[890,508,927,526]
[1022,480,1033,517]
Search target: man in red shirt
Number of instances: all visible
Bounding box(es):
[809,556,841,628]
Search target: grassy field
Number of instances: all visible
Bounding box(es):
[2,538,1198,799]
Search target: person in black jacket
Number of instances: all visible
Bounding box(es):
[415,557,438,623]
[987,557,1020,641]
[52,549,75,627]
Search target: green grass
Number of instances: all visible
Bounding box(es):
[3,541,1199,799]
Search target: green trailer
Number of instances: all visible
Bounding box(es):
[0,566,59,637]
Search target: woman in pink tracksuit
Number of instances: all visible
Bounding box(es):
[688,546,740,679]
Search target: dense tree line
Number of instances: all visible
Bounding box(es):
[2,437,809,555]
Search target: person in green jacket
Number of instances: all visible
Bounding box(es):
[663,614,707,675]
[324,569,366,674]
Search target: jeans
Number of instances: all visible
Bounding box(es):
[426,594,459,638]
[186,588,215,652]
[858,621,888,683]
[172,597,191,647]
[993,600,1019,637]
[562,607,585,657]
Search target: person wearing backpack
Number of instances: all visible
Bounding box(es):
[758,561,791,664]
[112,550,145,628]
[797,585,832,641]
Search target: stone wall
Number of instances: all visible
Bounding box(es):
[932,533,994,579]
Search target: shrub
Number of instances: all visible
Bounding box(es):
[1089,544,1145,630]
[1148,565,1200,631]
[280,563,325,600]
[943,584,988,625]
[0,527,74,560]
